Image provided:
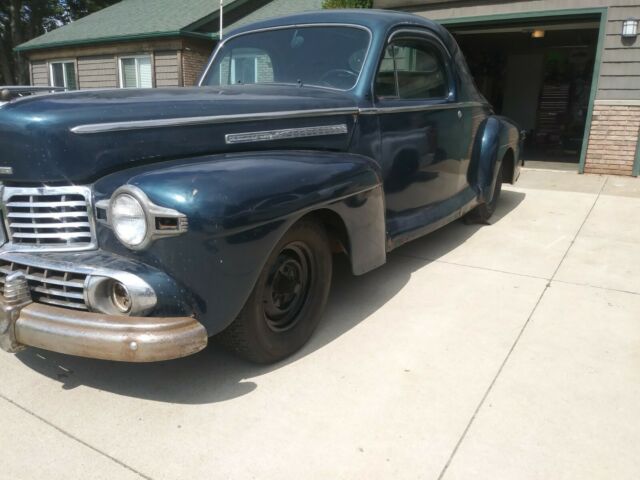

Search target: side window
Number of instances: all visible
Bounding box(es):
[375,38,448,100]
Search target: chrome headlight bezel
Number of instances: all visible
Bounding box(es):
[97,185,188,251]
[110,191,148,248]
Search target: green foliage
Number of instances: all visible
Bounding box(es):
[322,0,373,9]
[0,0,119,85]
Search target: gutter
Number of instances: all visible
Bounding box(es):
[15,30,218,53]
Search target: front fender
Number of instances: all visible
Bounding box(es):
[468,116,521,203]
[93,150,384,334]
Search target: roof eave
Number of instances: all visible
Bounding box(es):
[14,30,217,53]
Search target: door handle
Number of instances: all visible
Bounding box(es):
[457,110,463,120]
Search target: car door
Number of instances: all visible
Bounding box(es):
[375,30,468,238]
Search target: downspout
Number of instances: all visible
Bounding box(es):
[219,0,224,40]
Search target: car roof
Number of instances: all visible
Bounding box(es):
[226,8,446,38]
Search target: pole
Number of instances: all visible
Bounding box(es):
[219,0,224,40]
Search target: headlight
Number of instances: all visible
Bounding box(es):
[110,193,147,247]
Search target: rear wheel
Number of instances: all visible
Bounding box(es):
[465,160,504,224]
[216,219,332,363]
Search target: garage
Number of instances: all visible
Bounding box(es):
[448,17,601,168]
[373,1,640,177]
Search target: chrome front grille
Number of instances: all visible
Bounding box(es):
[0,259,88,310]
[2,186,96,251]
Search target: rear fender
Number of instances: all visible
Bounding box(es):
[468,116,520,203]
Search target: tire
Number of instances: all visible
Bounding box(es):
[216,219,332,364]
[465,160,504,225]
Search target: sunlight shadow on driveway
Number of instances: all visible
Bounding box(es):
[15,190,525,404]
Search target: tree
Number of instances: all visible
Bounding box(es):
[0,0,119,85]
[322,0,373,8]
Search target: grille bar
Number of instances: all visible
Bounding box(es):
[6,201,87,208]
[9,221,92,229]
[2,186,96,251]
[12,232,93,240]
[8,211,88,219]
[0,260,88,310]
[0,266,84,288]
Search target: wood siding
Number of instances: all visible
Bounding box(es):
[154,51,181,87]
[31,61,49,87]
[25,38,214,90]
[77,55,117,89]
[601,5,640,100]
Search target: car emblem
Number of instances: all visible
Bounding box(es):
[0,167,13,175]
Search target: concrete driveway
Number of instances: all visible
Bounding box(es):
[1,169,639,480]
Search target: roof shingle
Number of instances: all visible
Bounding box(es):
[16,0,229,51]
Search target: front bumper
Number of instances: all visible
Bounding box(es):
[0,297,208,362]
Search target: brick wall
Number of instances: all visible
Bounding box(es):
[182,47,210,86]
[584,101,640,176]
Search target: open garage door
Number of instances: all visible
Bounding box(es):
[448,17,600,168]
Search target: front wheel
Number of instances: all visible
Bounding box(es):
[465,160,504,224]
[216,219,332,363]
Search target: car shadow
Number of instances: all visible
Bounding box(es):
[15,189,525,404]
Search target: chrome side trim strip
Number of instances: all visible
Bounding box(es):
[71,102,488,135]
[70,108,359,134]
[225,124,348,145]
[358,101,488,115]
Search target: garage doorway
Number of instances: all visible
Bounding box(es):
[447,16,601,167]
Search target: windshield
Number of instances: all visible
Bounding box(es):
[202,26,370,91]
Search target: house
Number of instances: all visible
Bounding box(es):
[374,0,640,177]
[15,0,323,90]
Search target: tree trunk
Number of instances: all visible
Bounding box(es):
[0,44,14,85]
[8,0,26,84]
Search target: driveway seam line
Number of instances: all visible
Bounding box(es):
[552,278,640,297]
[436,178,608,480]
[0,393,153,480]
[435,282,548,480]
[395,252,550,282]
[549,176,608,280]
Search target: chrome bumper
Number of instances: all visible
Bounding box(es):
[0,276,208,362]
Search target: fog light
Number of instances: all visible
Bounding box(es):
[110,281,131,313]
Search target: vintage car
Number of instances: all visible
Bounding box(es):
[0,86,66,107]
[0,10,522,364]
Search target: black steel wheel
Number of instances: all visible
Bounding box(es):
[216,219,332,364]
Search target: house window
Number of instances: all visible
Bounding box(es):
[119,55,152,88]
[216,48,274,85]
[50,61,77,89]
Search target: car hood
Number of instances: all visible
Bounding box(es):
[0,85,359,184]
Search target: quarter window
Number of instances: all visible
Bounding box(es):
[50,61,77,90]
[375,38,448,100]
[119,56,152,88]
